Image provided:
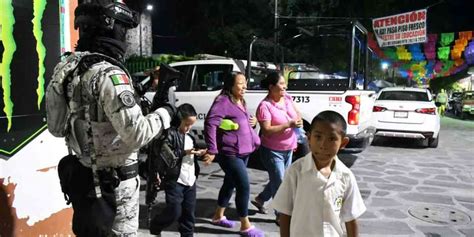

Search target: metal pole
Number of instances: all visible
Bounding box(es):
[392,67,395,84]
[349,23,355,90]
[273,0,278,64]
[139,13,143,56]
[364,34,369,90]
[247,36,258,80]
[470,75,473,91]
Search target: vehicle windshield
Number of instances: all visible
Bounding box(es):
[464,92,474,100]
[248,65,278,90]
[378,91,429,102]
[286,64,348,80]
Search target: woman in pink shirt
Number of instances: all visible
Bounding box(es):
[251,72,302,222]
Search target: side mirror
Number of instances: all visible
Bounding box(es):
[435,102,442,107]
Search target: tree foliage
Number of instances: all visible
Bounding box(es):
[171,0,273,59]
[166,0,471,78]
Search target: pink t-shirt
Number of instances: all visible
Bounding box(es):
[257,94,298,151]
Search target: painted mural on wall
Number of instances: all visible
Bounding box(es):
[0,0,77,235]
[0,0,57,157]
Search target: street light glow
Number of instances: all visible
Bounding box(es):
[381,62,389,70]
[146,4,153,11]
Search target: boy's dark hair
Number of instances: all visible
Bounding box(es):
[177,103,197,120]
[310,111,347,136]
[171,103,197,127]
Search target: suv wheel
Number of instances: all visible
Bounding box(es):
[371,137,378,146]
[429,135,439,148]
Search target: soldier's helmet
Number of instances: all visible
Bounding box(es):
[74,1,139,32]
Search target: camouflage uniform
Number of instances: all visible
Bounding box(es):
[49,52,170,236]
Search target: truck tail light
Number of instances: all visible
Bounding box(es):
[373,106,387,112]
[415,107,436,115]
[345,95,360,125]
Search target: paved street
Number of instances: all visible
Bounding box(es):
[138,116,474,237]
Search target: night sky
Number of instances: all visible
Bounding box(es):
[146,0,473,55]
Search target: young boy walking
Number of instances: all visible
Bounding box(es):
[149,103,206,237]
[272,111,366,237]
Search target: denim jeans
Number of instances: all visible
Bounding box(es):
[150,180,196,237]
[217,154,250,217]
[257,145,293,202]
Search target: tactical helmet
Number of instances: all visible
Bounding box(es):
[74,2,139,31]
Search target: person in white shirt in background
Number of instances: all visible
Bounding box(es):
[272,111,366,237]
[149,104,207,237]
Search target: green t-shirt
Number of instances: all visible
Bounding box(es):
[436,93,448,103]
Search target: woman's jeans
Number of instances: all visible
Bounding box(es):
[217,154,250,217]
[257,145,293,203]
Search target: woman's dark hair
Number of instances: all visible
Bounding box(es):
[219,71,246,105]
[171,103,197,127]
[260,71,283,90]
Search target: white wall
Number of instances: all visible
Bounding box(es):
[125,11,153,58]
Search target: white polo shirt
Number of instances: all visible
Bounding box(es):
[272,153,366,237]
[177,134,196,186]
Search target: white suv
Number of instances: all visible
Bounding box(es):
[371,87,440,148]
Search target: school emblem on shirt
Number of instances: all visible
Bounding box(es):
[334,196,343,211]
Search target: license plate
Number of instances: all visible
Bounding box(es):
[394,111,408,118]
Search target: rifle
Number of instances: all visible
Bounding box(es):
[145,63,182,225]
[150,63,182,111]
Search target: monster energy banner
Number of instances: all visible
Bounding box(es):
[0,0,60,158]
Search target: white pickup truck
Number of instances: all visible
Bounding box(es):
[144,21,376,154]
[145,61,375,153]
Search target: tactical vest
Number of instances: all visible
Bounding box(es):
[46,52,135,168]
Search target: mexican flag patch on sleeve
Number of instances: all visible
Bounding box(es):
[110,74,130,85]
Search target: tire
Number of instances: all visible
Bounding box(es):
[371,136,378,146]
[429,135,439,148]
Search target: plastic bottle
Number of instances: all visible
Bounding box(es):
[219,119,239,131]
[294,127,306,143]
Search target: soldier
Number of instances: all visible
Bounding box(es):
[46,2,175,236]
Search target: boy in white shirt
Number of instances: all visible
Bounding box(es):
[272,111,366,237]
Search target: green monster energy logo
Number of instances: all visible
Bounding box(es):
[0,0,16,132]
[34,0,47,110]
[0,0,47,132]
